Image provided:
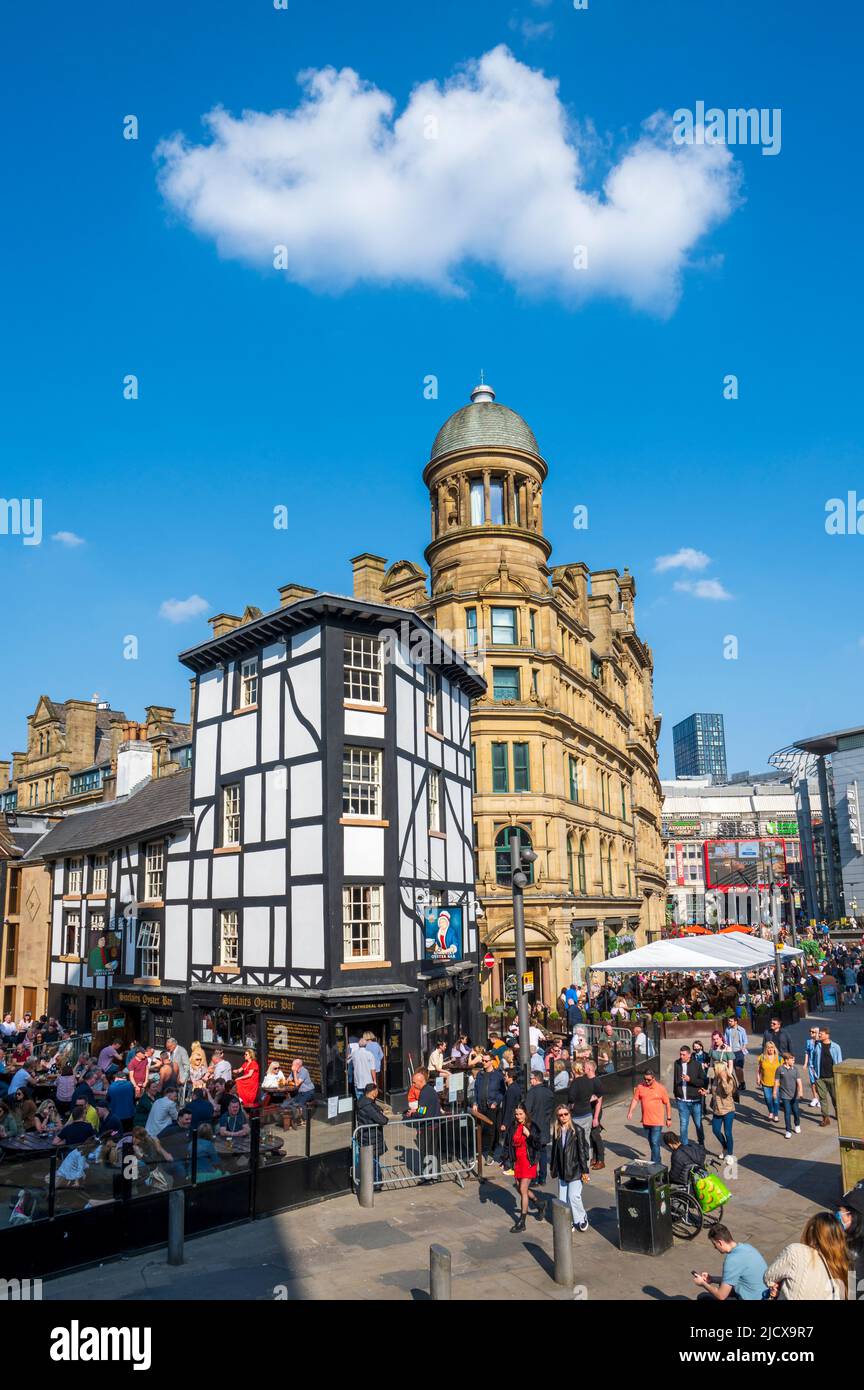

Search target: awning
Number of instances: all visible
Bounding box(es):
[589,930,802,975]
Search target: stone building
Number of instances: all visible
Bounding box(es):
[0,813,57,1020]
[0,698,191,813]
[352,382,666,1004]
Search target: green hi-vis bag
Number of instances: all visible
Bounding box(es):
[694,1171,732,1213]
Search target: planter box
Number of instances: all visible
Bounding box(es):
[654,1017,729,1042]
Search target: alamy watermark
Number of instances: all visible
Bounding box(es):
[0,497,42,545]
[825,492,864,535]
[380,617,485,667]
[673,102,781,157]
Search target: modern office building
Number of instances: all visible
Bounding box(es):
[672,712,728,782]
[661,776,809,930]
[781,725,864,923]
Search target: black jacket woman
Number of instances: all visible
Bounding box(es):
[550,1102,591,1233]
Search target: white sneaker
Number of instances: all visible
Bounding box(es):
[577,1218,589,1232]
[794,1125,801,1133]
[784,1131,792,1139]
[809,1098,820,1108]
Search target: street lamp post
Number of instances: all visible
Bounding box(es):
[510,827,537,1095]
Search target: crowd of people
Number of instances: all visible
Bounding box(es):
[619,1016,844,1167]
[0,1032,320,1197]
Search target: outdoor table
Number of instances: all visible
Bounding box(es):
[0,1133,58,1161]
[213,1134,285,1165]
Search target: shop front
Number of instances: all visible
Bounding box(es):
[50,983,186,1056]
[188,986,419,1103]
[418,963,478,1061]
[481,920,557,1009]
[601,917,639,963]
[568,917,598,985]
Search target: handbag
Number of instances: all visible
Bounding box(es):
[692,1169,732,1213]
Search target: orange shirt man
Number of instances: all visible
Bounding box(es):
[626,1070,672,1164]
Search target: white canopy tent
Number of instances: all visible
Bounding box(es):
[682,932,803,968]
[589,930,802,975]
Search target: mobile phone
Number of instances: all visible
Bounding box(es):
[691,1270,700,1277]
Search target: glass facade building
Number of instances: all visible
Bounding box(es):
[672,712,728,782]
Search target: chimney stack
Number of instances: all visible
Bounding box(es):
[209,613,244,638]
[350,554,387,603]
[277,583,317,609]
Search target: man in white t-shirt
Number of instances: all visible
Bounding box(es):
[528,1024,545,1051]
[632,1025,649,1058]
[351,1042,376,1098]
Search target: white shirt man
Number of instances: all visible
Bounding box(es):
[633,1027,648,1057]
[528,1025,545,1050]
[352,1044,376,1095]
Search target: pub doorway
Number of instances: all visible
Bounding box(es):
[502,955,545,1007]
[331,1014,404,1102]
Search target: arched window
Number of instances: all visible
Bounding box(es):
[495,826,534,886]
[604,842,614,895]
[577,836,587,895]
[567,833,575,893]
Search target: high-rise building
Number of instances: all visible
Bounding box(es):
[672,712,727,782]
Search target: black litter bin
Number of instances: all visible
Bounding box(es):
[615,1161,673,1255]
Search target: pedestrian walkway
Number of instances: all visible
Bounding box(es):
[45,1002,861,1301]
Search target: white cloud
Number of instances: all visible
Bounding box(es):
[513,18,555,40]
[51,531,85,547]
[654,547,711,573]
[156,46,738,314]
[673,578,733,601]
[159,595,210,624]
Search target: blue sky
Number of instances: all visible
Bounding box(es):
[1,0,861,777]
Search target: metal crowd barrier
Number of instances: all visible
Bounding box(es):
[28,1033,92,1068]
[571,1023,635,1049]
[352,1112,477,1191]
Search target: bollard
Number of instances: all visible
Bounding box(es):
[358,1143,375,1208]
[552,1199,575,1288]
[430,1244,452,1300]
[167,1188,185,1267]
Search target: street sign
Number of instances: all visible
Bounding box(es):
[522,971,534,994]
[482,952,495,969]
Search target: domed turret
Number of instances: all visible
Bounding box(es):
[423,381,551,592]
[430,381,541,462]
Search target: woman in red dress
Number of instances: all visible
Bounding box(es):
[505,1103,541,1233]
[233,1049,261,1110]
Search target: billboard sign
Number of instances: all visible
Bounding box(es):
[423,905,463,963]
[704,838,787,890]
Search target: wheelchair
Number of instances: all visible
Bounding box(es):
[669,1153,727,1241]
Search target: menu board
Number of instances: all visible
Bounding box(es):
[265,1018,322,1089]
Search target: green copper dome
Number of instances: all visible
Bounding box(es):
[430,383,540,461]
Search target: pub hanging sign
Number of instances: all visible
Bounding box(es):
[424,906,463,963]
